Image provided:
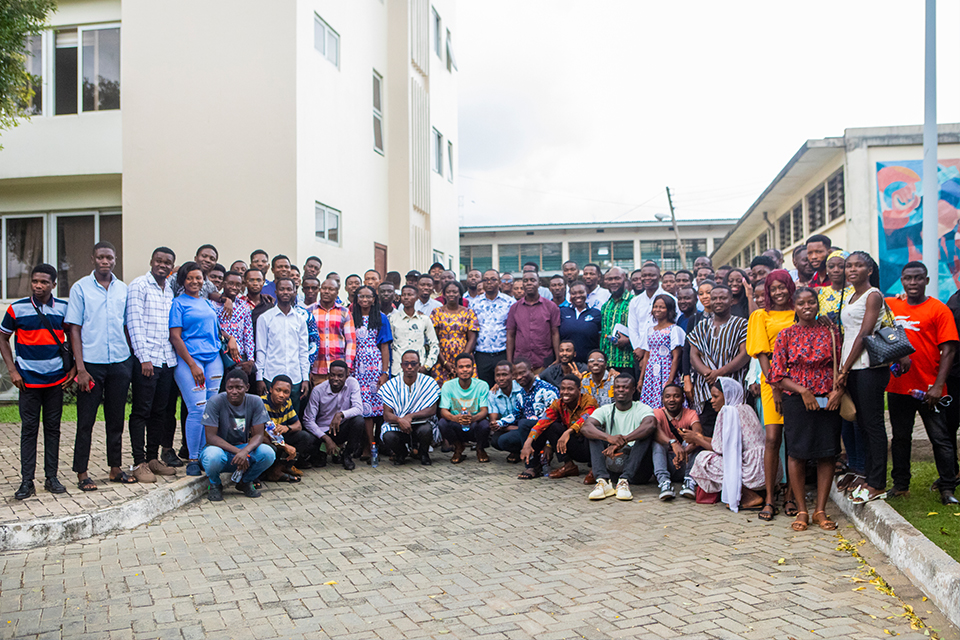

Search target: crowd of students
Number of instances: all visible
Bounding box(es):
[3,237,958,527]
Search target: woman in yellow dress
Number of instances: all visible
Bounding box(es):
[746,269,796,521]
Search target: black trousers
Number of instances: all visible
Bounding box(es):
[438,418,491,448]
[847,367,891,490]
[310,415,365,459]
[380,422,434,457]
[129,360,175,465]
[73,358,133,473]
[475,351,506,387]
[283,429,319,462]
[889,391,959,491]
[526,421,591,470]
[19,385,63,481]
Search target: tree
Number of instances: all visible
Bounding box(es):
[0,0,58,141]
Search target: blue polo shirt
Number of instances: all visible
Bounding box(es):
[0,296,70,387]
[64,272,130,364]
[559,306,601,363]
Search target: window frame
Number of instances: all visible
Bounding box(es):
[314,202,342,246]
[432,8,442,60]
[447,140,453,182]
[432,127,443,175]
[372,70,384,155]
[43,22,122,117]
[314,14,340,69]
[445,29,458,72]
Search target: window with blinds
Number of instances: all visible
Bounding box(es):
[828,170,845,221]
[778,213,791,247]
[791,203,803,246]
[807,185,825,232]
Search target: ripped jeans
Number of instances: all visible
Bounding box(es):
[172,354,224,459]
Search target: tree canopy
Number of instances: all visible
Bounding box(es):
[0,0,58,140]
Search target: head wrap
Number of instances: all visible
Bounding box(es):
[827,249,849,261]
[763,269,797,311]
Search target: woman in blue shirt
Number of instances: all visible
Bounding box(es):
[559,282,601,363]
[169,262,239,476]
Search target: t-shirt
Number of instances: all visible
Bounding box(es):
[169,294,221,360]
[885,297,959,395]
[652,407,699,442]
[201,393,269,446]
[590,402,655,447]
[439,378,491,415]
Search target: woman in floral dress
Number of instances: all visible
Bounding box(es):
[636,295,685,408]
[430,281,479,384]
[351,286,392,459]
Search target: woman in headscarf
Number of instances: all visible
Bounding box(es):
[746,269,797,521]
[683,377,767,511]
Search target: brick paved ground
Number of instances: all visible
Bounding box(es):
[0,421,182,524]
[2,453,957,640]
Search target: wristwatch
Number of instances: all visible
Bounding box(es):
[668,438,678,445]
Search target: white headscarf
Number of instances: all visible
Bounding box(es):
[716,377,745,512]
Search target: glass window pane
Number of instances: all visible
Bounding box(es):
[373,115,383,151]
[499,244,519,274]
[82,28,120,112]
[24,35,42,115]
[471,245,492,272]
[519,244,541,270]
[569,242,589,269]
[6,218,44,299]
[447,141,453,182]
[541,243,561,271]
[326,210,339,243]
[314,19,325,53]
[326,30,338,66]
[639,240,661,263]
[591,242,611,269]
[56,215,95,297]
[98,214,123,281]
[55,30,78,115]
[372,74,381,112]
[315,206,325,240]
[611,241,633,269]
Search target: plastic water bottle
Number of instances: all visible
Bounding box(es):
[890,362,904,378]
[909,389,928,400]
[265,421,284,445]
[461,407,471,431]
[371,443,379,468]
[230,468,243,483]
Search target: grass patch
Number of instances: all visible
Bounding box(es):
[886,461,960,562]
[0,403,132,424]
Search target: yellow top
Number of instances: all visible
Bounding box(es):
[746,309,795,357]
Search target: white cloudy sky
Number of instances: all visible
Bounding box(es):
[455,0,960,227]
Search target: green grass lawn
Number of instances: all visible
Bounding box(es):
[886,461,960,562]
[0,403,132,423]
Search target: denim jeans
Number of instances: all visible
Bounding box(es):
[200,443,276,485]
[653,441,700,484]
[172,355,223,459]
[491,419,535,455]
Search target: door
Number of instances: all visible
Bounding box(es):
[374,243,388,277]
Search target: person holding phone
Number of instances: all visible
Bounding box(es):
[769,287,844,532]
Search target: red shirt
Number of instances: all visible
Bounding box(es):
[653,407,699,443]
[885,297,959,395]
[506,296,561,368]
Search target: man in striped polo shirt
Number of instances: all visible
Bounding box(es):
[0,264,74,500]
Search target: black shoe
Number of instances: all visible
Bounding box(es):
[941,489,959,506]
[208,483,223,502]
[14,480,35,500]
[236,481,261,498]
[296,458,313,470]
[342,456,356,471]
[177,445,189,460]
[161,449,184,468]
[313,452,328,468]
[392,454,406,466]
[421,452,432,466]
[44,477,67,494]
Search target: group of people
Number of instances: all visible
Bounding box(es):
[4,237,958,527]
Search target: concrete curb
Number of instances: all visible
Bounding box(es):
[0,476,206,552]
[830,484,960,630]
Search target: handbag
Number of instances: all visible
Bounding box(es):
[863,302,915,367]
[30,298,74,373]
[828,324,857,422]
[220,336,238,370]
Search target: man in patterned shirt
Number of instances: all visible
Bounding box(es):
[216,270,256,378]
[514,359,558,423]
[310,277,356,385]
[599,267,634,372]
[471,269,515,386]
[388,285,439,376]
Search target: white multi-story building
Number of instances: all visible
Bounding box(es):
[0,0,460,300]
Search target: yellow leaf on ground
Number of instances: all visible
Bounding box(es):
[777,558,785,565]
[927,512,939,516]
[324,581,337,585]
[853,587,865,591]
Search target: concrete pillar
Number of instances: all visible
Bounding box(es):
[844,140,872,253]
[561,240,569,262]
[491,242,499,273]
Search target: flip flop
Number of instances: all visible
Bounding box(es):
[849,486,888,504]
[109,471,138,484]
[77,477,98,492]
[278,473,301,483]
[758,503,778,521]
[517,468,542,480]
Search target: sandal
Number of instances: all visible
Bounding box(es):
[477,450,490,463]
[77,477,98,492]
[109,471,138,484]
[791,511,809,531]
[279,473,301,483]
[812,511,837,530]
[450,452,466,464]
[836,472,858,493]
[850,487,888,504]
[506,453,520,464]
[783,498,799,517]
[517,468,542,480]
[758,503,778,521]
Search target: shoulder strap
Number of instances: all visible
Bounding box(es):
[30,298,65,347]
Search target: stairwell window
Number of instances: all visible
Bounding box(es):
[373,71,384,154]
[314,15,339,68]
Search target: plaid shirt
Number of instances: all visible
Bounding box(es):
[600,291,634,369]
[126,273,177,366]
[310,303,356,374]
[216,299,255,361]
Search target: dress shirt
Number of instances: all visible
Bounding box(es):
[471,292,514,354]
[506,296,561,368]
[517,377,559,420]
[64,272,130,364]
[216,299,255,361]
[464,291,483,306]
[310,303,356,374]
[585,286,611,311]
[126,272,177,367]
[255,306,310,384]
[388,308,439,376]
[415,298,443,315]
[627,287,676,349]
[303,377,363,438]
[488,383,523,425]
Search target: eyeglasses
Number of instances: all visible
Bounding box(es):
[400,361,419,367]
[586,358,605,364]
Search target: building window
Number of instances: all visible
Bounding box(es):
[433,249,445,266]
[315,202,341,245]
[82,28,121,111]
[48,25,120,116]
[757,231,768,255]
[432,8,442,59]
[447,141,454,182]
[445,29,458,72]
[778,213,791,248]
[54,29,78,115]
[611,241,634,269]
[314,15,339,68]
[640,238,705,270]
[791,203,803,247]
[432,128,443,175]
[497,243,561,273]
[460,245,492,274]
[372,71,384,153]
[806,185,825,232]
[23,34,42,115]
[828,169,844,221]
[569,242,589,270]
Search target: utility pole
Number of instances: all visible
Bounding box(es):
[922,0,938,297]
[666,186,687,269]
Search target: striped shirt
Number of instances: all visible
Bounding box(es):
[0,296,70,388]
[379,373,440,432]
[126,273,177,367]
[687,314,749,407]
[599,291,634,369]
[310,303,356,374]
[260,393,299,426]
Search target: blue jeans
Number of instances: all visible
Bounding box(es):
[173,355,224,459]
[200,444,276,485]
[491,419,535,455]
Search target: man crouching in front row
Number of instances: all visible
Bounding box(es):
[200,368,276,501]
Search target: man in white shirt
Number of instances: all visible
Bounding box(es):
[414,274,442,315]
[582,263,610,310]
[255,278,309,402]
[627,262,675,359]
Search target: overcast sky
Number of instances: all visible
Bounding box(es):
[456,0,960,228]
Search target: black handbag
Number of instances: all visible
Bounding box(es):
[862,302,914,367]
[30,298,74,373]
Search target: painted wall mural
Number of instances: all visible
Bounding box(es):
[876,159,960,300]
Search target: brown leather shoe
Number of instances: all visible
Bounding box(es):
[132,463,156,483]
[583,470,595,485]
[148,459,176,476]
[549,462,579,479]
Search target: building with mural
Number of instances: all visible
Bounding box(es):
[460,219,738,277]
[712,124,960,300]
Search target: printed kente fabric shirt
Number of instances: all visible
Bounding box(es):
[517,377,559,420]
[599,292,634,369]
[216,300,255,361]
[470,292,514,353]
[531,393,597,439]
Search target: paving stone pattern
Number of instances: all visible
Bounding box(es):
[1,455,951,640]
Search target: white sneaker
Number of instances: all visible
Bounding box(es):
[615,478,632,501]
[658,479,676,501]
[589,478,615,500]
[679,478,697,499]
